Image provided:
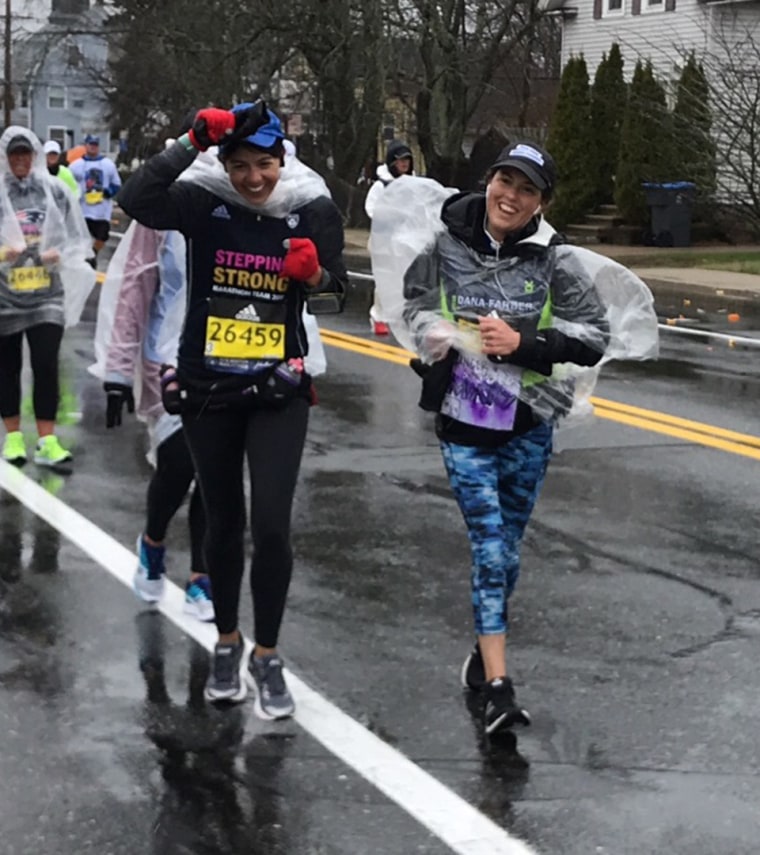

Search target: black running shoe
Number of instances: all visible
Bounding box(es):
[460,643,486,691]
[483,677,531,735]
[204,640,247,703]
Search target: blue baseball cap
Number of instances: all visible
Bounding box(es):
[84,134,100,144]
[225,102,284,151]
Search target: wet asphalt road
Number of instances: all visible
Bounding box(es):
[1,259,759,854]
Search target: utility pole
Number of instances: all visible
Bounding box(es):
[3,0,12,129]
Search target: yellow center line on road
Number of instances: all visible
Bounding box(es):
[589,397,760,449]
[320,328,760,461]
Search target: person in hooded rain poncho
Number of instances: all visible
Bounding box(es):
[117,101,347,720]
[372,140,658,738]
[0,127,96,469]
[364,139,415,336]
[88,133,216,622]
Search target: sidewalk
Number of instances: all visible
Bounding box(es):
[344,228,760,308]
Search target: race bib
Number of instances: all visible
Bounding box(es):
[8,266,51,292]
[85,190,104,205]
[204,296,287,374]
[204,316,285,360]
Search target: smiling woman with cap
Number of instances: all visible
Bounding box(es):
[368,138,658,740]
[117,101,347,719]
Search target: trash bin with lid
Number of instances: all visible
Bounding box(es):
[642,181,696,247]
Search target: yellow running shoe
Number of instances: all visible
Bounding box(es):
[34,435,73,467]
[2,431,27,466]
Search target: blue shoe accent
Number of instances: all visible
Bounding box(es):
[184,575,215,622]
[133,535,166,603]
[139,536,166,581]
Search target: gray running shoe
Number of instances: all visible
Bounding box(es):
[204,640,247,703]
[248,653,295,720]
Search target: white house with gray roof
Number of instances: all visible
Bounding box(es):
[545,0,760,83]
[6,0,113,154]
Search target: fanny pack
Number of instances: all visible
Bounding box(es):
[160,362,310,414]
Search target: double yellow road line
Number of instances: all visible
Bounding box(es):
[320,328,760,461]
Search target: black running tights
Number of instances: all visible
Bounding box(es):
[0,323,63,421]
[182,398,309,644]
[145,429,205,576]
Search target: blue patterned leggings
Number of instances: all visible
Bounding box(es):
[440,422,553,635]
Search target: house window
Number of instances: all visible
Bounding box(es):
[604,0,624,15]
[48,87,65,109]
[67,45,82,67]
[644,0,664,10]
[72,98,85,109]
[47,127,67,148]
[382,113,395,142]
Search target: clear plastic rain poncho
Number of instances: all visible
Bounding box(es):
[176,143,329,371]
[370,175,659,424]
[0,125,95,329]
[178,139,331,220]
[88,220,188,459]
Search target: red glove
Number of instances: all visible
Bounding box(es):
[282,238,320,282]
[188,108,236,151]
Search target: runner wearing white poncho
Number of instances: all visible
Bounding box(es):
[370,175,659,425]
[0,126,95,468]
[368,140,658,737]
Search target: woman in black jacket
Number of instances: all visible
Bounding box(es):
[403,141,612,737]
[118,102,347,720]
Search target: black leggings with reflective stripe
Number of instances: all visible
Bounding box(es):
[182,397,309,644]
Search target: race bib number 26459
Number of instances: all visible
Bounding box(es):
[204,316,285,360]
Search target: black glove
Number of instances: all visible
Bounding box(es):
[104,382,135,428]
[159,365,182,415]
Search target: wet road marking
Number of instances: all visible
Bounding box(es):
[0,460,539,855]
[320,329,760,461]
[590,398,760,460]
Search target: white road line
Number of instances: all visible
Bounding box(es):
[0,460,539,855]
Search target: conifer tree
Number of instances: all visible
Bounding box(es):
[546,54,595,230]
[590,43,626,205]
[672,53,716,209]
[614,60,672,227]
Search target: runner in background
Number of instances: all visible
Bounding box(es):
[89,203,215,622]
[68,134,121,267]
[44,141,79,198]
[0,127,95,469]
[364,139,415,336]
